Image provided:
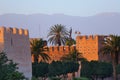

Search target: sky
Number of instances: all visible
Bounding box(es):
[0,0,120,16]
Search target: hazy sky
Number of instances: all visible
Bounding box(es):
[0,0,120,16]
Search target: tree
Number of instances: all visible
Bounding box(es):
[61,50,84,62]
[100,35,120,80]
[81,61,113,80]
[30,39,51,63]
[48,61,79,79]
[116,64,120,74]
[0,52,26,80]
[47,24,69,46]
[32,62,49,79]
[61,50,85,78]
[65,38,76,46]
[65,27,76,46]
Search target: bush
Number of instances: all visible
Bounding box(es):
[73,77,89,80]
[31,76,38,80]
[116,64,120,74]
[0,52,26,80]
[50,77,61,80]
[81,61,113,80]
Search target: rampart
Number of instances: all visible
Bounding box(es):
[76,35,106,61]
[76,35,101,40]
[0,26,29,36]
[32,45,76,62]
[0,26,32,80]
[31,35,113,63]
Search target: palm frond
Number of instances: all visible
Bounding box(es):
[30,39,51,63]
[47,24,69,46]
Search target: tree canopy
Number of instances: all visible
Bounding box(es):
[47,24,69,46]
[0,52,26,80]
[32,61,79,79]
[30,38,50,63]
[81,61,113,80]
[100,35,120,80]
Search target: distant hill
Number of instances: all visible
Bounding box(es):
[0,12,120,39]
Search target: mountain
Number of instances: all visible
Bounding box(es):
[0,13,120,39]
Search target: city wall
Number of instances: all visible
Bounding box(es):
[32,45,76,62]
[76,35,107,61]
[0,26,32,80]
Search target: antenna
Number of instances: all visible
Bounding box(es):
[39,25,41,38]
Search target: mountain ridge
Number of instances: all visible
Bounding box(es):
[0,12,120,39]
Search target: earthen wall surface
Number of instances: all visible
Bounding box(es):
[76,35,106,61]
[32,35,113,63]
[0,27,32,80]
[32,45,76,62]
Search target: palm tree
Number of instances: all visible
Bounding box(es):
[47,24,69,46]
[30,39,50,63]
[100,35,120,80]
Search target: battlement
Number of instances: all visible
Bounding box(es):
[46,45,76,52]
[0,26,29,36]
[76,35,98,40]
[76,35,106,41]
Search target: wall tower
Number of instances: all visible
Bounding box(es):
[0,26,32,80]
[76,35,106,61]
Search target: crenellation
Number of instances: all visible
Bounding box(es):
[13,28,19,34]
[94,35,99,39]
[0,26,32,79]
[19,28,24,35]
[47,46,74,54]
[0,26,5,32]
[49,46,54,52]
[82,36,87,39]
[88,35,93,39]
[6,27,13,33]
[38,45,76,62]
[64,46,70,52]
[76,35,100,41]
[54,46,59,52]
[0,26,29,36]
[24,29,29,36]
[59,46,64,52]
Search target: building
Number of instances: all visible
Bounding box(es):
[0,27,32,80]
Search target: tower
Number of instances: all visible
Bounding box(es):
[76,35,106,61]
[0,27,32,80]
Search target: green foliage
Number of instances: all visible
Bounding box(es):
[48,61,64,77]
[31,76,38,80]
[99,35,120,80]
[0,52,26,80]
[100,35,120,65]
[116,64,120,74]
[49,77,61,80]
[61,50,84,62]
[30,38,51,63]
[48,61,79,77]
[65,38,76,46]
[32,62,49,78]
[47,24,69,46]
[32,61,79,78]
[73,77,89,80]
[81,61,113,80]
